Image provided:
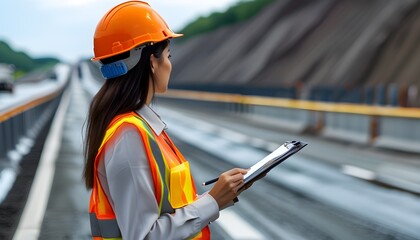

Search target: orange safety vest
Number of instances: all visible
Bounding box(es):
[89,112,211,239]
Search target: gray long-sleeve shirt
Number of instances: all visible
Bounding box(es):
[97,105,220,239]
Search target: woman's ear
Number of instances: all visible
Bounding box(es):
[150,54,157,74]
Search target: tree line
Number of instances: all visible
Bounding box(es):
[178,0,275,41]
[0,40,59,78]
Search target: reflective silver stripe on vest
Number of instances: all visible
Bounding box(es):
[149,138,174,214]
[90,213,122,238]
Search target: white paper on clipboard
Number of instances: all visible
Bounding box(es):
[242,141,307,185]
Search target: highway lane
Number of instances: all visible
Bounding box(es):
[37,75,91,239]
[176,136,415,240]
[178,139,326,239]
[158,103,420,240]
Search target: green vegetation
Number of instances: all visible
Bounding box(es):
[0,40,60,75]
[178,0,275,41]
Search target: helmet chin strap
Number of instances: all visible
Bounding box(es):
[93,45,144,79]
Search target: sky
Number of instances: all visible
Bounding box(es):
[0,0,240,63]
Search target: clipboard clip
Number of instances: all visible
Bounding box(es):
[283,140,302,149]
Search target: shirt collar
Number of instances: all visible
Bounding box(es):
[136,105,166,135]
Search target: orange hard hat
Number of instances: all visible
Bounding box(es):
[92,1,183,61]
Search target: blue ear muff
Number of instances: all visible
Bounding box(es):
[100,60,128,79]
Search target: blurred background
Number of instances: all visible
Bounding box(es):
[1,0,420,239]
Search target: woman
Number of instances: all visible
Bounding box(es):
[84,1,249,239]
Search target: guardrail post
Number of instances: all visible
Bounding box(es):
[5,120,14,153]
[369,116,379,144]
[0,124,5,160]
[312,111,324,134]
[407,85,418,107]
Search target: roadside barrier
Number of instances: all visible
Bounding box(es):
[374,117,420,153]
[159,89,420,153]
[0,65,70,164]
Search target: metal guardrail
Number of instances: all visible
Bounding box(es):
[0,67,70,163]
[162,90,420,118]
[159,89,420,153]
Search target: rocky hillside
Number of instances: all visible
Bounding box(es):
[170,0,420,105]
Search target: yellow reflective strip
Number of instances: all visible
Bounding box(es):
[99,115,154,151]
[133,115,154,138]
[99,117,134,150]
[193,231,202,239]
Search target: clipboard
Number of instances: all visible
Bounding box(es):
[242,140,307,186]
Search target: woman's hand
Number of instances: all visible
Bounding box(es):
[238,172,267,193]
[208,168,248,209]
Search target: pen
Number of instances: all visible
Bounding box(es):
[202,177,218,186]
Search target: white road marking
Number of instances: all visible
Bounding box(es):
[341,165,375,180]
[0,169,16,203]
[216,209,266,240]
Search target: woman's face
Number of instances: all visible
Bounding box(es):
[150,45,172,94]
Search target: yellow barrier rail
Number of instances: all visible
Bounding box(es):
[0,90,61,123]
[162,89,420,119]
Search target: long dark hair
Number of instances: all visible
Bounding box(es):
[84,40,169,189]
